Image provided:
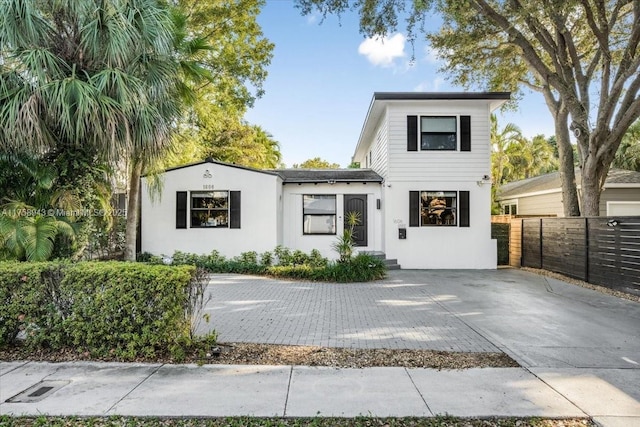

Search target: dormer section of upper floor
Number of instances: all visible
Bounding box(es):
[352,92,510,181]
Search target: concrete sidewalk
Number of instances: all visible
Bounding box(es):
[2,361,639,425]
[1,269,639,426]
[0,361,632,421]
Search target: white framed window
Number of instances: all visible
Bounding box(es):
[501,200,518,215]
[303,194,336,235]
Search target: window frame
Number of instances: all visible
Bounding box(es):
[190,190,230,228]
[419,191,458,227]
[501,200,518,216]
[302,194,337,235]
[420,116,458,151]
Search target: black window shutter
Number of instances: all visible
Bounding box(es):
[230,191,241,229]
[409,191,420,227]
[460,116,471,151]
[407,116,418,151]
[459,191,470,227]
[176,191,187,229]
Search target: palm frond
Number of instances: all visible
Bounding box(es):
[22,215,57,261]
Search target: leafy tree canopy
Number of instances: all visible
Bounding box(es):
[292,157,341,169]
[613,120,640,172]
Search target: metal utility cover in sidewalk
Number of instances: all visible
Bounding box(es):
[6,380,70,403]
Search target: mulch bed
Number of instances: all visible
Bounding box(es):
[0,342,519,369]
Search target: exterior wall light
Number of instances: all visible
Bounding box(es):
[477,175,492,186]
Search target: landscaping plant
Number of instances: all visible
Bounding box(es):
[143,244,386,283]
[0,261,216,361]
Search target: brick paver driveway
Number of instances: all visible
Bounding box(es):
[201,268,640,369]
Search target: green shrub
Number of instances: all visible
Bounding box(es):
[139,247,382,284]
[0,261,215,360]
[309,249,328,268]
[273,245,292,266]
[328,253,386,282]
[0,262,53,347]
[266,253,386,282]
[266,265,322,281]
[236,251,258,265]
[260,251,273,266]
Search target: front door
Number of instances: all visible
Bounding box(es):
[344,194,368,247]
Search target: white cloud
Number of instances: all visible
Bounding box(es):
[423,45,441,64]
[358,33,406,67]
[413,77,447,92]
[433,76,445,91]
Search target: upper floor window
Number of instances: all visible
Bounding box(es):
[303,194,336,235]
[191,191,229,228]
[407,115,471,152]
[421,117,457,150]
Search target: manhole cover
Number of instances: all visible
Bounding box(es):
[6,380,70,403]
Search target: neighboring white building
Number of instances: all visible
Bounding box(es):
[141,92,510,269]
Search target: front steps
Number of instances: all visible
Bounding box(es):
[361,251,401,270]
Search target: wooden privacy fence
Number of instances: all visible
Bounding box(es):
[517,216,640,296]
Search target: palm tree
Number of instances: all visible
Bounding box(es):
[505,134,558,181]
[0,0,182,261]
[0,153,78,261]
[490,115,526,186]
[613,120,640,172]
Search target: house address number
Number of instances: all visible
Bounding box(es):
[393,219,406,228]
[203,184,215,190]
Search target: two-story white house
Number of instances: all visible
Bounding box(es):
[141,92,510,269]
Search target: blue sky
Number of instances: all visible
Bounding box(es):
[244,1,555,168]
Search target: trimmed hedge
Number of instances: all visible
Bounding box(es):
[141,248,387,283]
[0,261,213,360]
[266,254,386,282]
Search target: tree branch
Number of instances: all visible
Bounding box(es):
[470,0,561,92]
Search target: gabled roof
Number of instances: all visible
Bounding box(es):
[157,158,281,177]
[150,159,383,184]
[275,168,383,184]
[497,168,640,200]
[353,92,511,161]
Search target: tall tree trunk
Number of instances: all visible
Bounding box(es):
[580,158,602,216]
[548,97,581,216]
[124,159,142,261]
[580,135,616,217]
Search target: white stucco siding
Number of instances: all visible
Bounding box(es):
[382,181,496,269]
[387,101,492,182]
[141,162,280,258]
[281,183,383,260]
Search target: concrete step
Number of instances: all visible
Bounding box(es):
[360,251,401,269]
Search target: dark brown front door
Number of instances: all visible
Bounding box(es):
[344,194,367,247]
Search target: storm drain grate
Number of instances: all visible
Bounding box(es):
[6,380,70,403]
